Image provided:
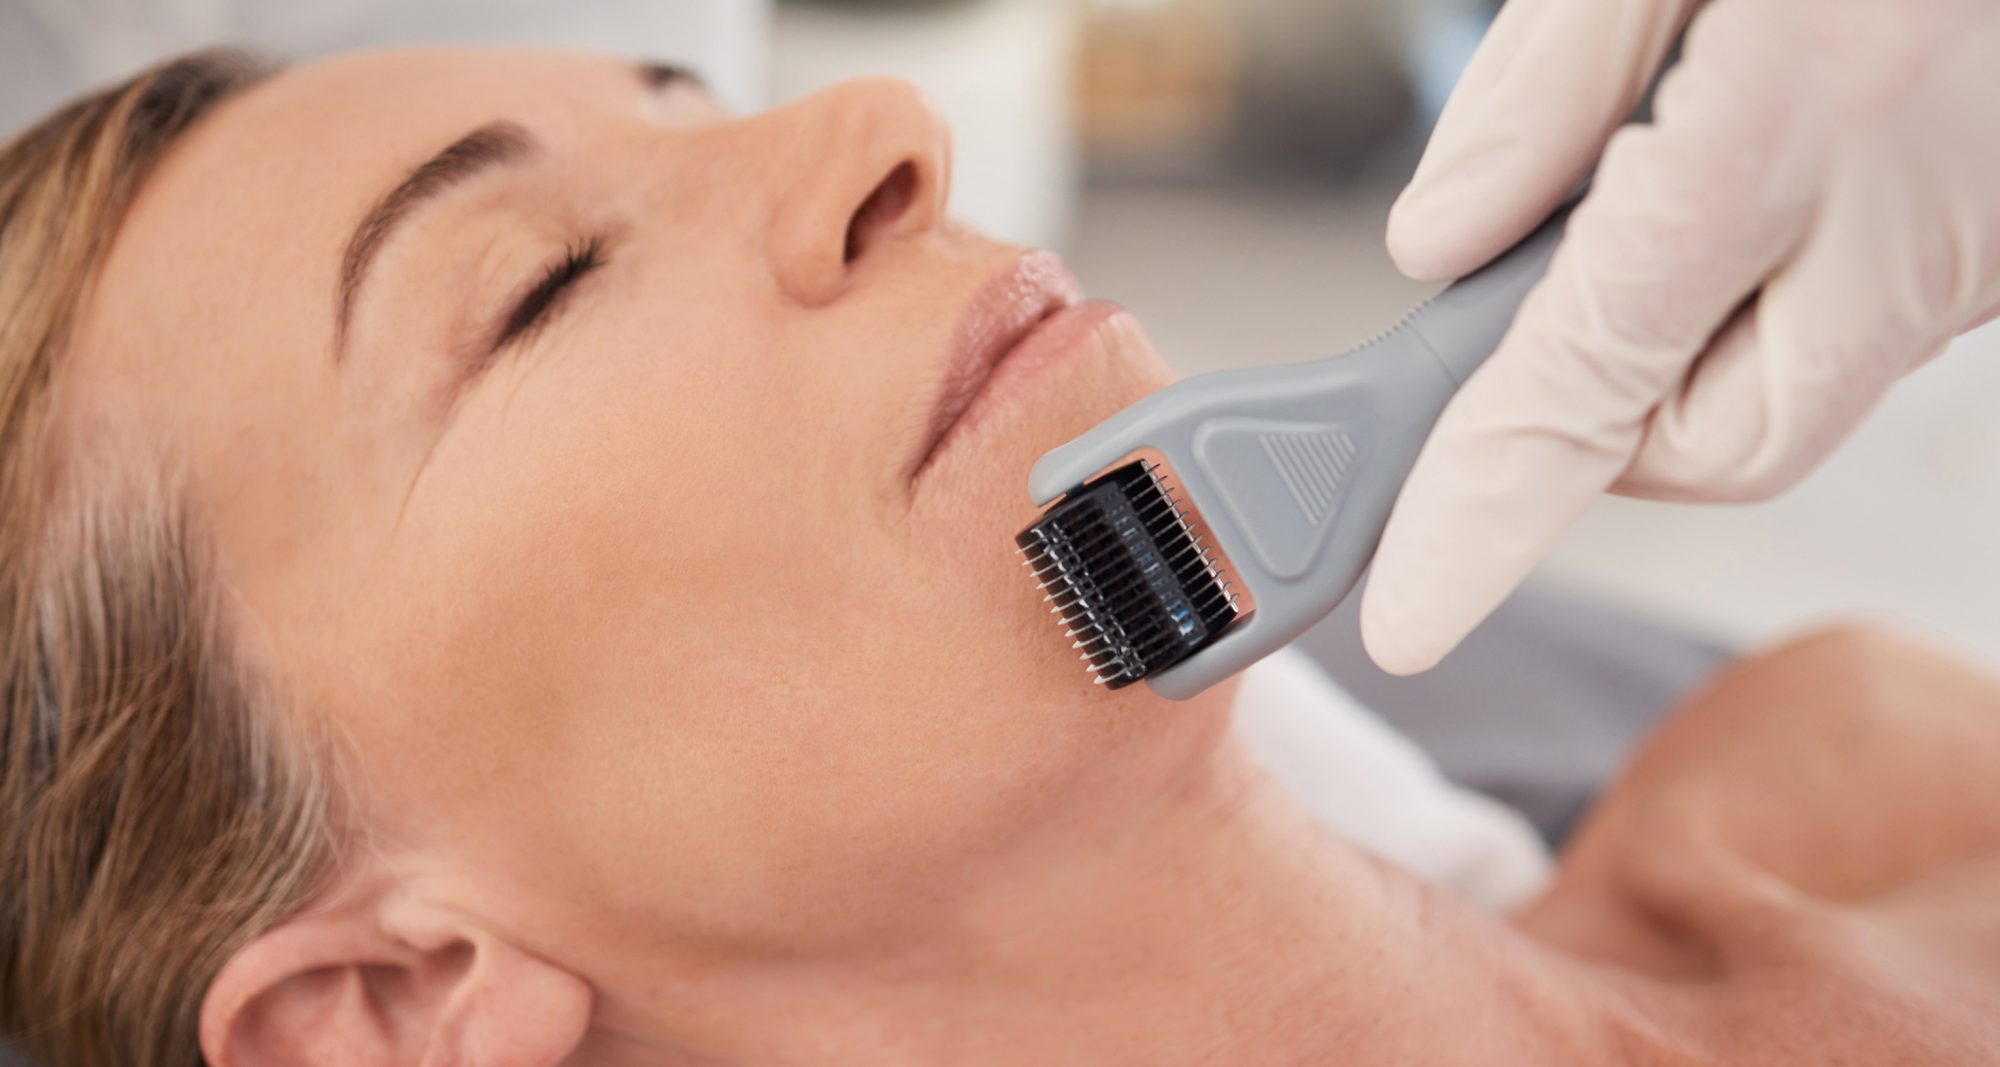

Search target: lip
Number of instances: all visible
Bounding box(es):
[911,250,1085,482]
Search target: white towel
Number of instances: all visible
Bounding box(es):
[1232,649,1553,912]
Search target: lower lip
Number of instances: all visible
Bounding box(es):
[929,300,1131,468]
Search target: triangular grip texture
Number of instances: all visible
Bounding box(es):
[1258,429,1358,526]
[1194,420,1361,580]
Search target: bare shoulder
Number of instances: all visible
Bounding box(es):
[1519,626,2000,1065]
[1569,623,2000,899]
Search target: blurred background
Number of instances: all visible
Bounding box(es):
[8,13,1992,1063]
[5,0,1997,664]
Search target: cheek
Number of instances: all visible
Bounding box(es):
[332,296,1218,952]
[895,314,1181,699]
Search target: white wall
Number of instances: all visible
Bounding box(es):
[769,0,1078,250]
[1,0,771,136]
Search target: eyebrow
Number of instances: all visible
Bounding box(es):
[333,120,536,360]
[330,61,705,363]
[639,60,702,93]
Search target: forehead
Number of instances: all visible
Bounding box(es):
[58,48,640,460]
[91,47,641,340]
[45,48,659,604]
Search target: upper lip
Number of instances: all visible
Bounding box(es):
[911,250,1082,480]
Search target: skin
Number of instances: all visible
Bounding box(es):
[1521,626,2000,1063]
[44,48,2000,1065]
[67,46,1218,964]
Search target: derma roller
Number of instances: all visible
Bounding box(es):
[1016,199,1576,700]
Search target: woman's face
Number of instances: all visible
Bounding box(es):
[62,50,1234,954]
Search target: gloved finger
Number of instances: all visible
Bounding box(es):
[1617,159,1962,501]
[1615,303,1933,504]
[1360,54,1814,676]
[1387,0,1697,283]
[1608,305,1803,502]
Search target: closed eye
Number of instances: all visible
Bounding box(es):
[491,234,608,354]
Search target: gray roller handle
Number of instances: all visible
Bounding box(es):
[1027,199,1576,700]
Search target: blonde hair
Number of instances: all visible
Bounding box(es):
[1,51,344,1066]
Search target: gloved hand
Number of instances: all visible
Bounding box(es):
[1361,0,2000,675]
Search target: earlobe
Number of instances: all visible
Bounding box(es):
[200,890,592,1067]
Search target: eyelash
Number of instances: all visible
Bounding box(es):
[493,234,608,352]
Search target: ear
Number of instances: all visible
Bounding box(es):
[199,888,592,1066]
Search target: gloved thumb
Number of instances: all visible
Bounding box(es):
[1388,0,1694,282]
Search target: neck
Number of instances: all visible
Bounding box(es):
[583,732,1650,1066]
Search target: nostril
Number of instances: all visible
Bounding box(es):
[844,161,919,264]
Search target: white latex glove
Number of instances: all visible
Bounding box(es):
[1361,0,2000,675]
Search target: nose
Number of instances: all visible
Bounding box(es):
[765,78,953,307]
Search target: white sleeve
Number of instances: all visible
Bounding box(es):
[1233,648,1552,912]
